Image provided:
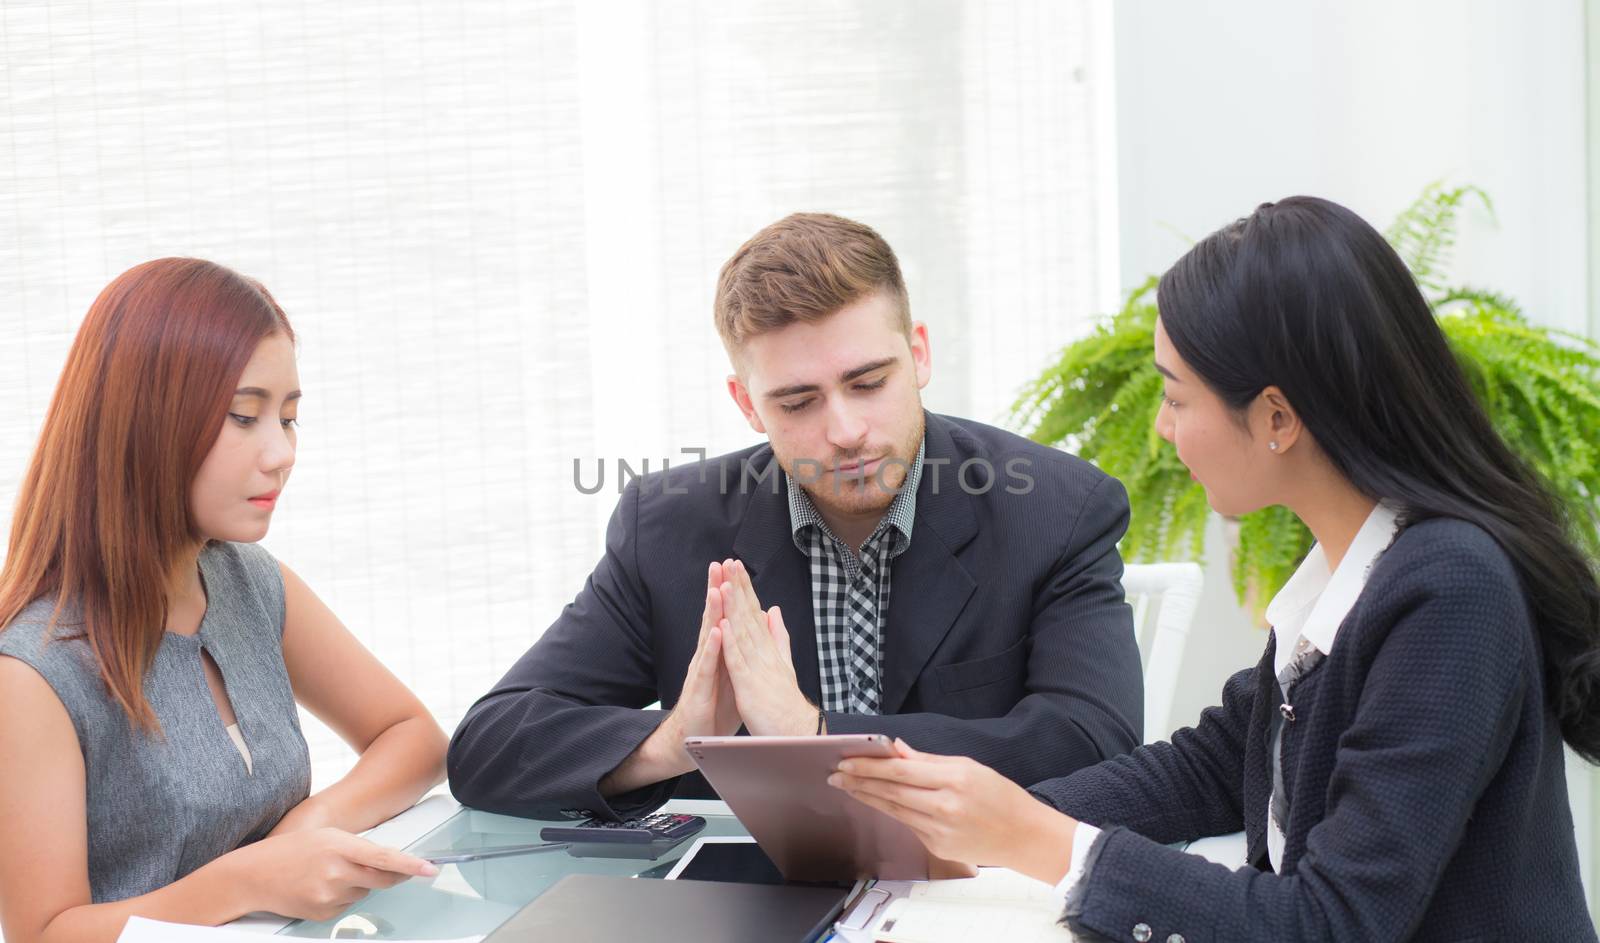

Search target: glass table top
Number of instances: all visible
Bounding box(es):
[275,804,750,940]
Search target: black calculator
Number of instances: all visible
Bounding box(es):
[539,812,706,845]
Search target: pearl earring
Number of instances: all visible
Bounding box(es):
[1269,441,1280,451]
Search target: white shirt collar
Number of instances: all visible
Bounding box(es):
[1266,501,1402,678]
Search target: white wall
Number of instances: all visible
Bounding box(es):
[1111,0,1594,904]
[1115,0,1588,335]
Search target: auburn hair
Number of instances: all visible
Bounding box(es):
[713,212,911,351]
[0,258,293,731]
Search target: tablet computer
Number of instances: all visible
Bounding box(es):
[684,734,931,882]
[483,873,850,943]
[663,837,781,883]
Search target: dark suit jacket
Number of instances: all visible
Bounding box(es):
[1032,518,1596,942]
[448,412,1143,819]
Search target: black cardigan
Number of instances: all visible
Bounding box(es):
[1031,517,1596,942]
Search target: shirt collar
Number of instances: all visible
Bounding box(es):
[1266,500,1402,677]
[787,440,925,552]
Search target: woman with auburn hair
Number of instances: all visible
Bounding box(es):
[0,259,447,942]
[830,198,1600,940]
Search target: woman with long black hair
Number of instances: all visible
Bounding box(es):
[830,197,1600,940]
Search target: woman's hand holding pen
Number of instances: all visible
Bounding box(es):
[219,827,437,921]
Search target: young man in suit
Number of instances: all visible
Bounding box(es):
[448,213,1144,819]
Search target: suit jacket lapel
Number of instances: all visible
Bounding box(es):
[879,414,979,714]
[1244,636,1279,869]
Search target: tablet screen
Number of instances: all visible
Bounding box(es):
[668,838,856,889]
[673,839,787,884]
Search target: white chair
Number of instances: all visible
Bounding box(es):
[1123,561,1204,745]
[1124,562,1251,869]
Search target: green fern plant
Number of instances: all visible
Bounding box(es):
[1012,184,1600,612]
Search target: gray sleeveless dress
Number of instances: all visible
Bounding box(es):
[0,541,312,902]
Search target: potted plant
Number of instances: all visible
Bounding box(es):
[1011,184,1600,613]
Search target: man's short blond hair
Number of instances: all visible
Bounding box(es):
[714,213,911,353]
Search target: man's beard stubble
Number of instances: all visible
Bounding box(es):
[778,408,926,520]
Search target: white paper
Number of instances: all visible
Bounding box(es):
[358,793,462,850]
[842,869,1078,943]
[119,916,483,943]
[908,867,1061,903]
[874,895,1076,943]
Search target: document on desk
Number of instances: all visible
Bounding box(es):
[869,868,1077,943]
[118,916,484,942]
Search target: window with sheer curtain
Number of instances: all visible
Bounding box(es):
[0,0,1117,789]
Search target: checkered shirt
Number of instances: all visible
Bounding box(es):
[786,442,924,715]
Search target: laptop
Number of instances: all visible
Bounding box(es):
[483,873,851,943]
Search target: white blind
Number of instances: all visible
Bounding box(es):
[1,0,1116,790]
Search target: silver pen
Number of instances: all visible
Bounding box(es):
[421,841,570,865]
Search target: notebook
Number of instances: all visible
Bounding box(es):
[873,868,1078,943]
[483,873,851,943]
